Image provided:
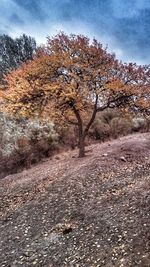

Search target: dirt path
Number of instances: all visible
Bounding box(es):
[0,133,150,266]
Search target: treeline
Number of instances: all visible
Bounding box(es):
[0,34,36,83]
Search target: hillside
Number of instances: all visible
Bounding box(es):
[0,133,150,267]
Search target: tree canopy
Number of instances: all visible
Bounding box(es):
[0,34,36,83]
[1,33,150,157]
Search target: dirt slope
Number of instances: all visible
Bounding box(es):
[0,133,150,267]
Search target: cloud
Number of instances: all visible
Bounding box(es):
[0,0,150,64]
[111,0,150,18]
[10,14,24,25]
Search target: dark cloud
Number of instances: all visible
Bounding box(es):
[13,0,46,21]
[0,0,150,64]
[112,8,150,62]
[10,14,24,25]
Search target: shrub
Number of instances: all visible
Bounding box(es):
[90,119,111,141]
[110,117,132,138]
[91,109,132,141]
[132,117,148,132]
[100,109,119,124]
[0,113,58,178]
[56,124,78,150]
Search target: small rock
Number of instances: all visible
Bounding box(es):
[33,260,38,265]
[120,156,126,162]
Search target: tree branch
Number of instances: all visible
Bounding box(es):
[83,94,98,137]
[72,105,83,132]
[62,112,78,125]
[97,94,133,112]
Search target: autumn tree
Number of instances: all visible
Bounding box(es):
[1,33,150,157]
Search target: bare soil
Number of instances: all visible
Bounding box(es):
[0,133,150,267]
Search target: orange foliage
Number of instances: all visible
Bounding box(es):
[1,33,150,156]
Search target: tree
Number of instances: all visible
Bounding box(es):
[1,33,150,157]
[0,34,36,83]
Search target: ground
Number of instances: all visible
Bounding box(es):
[0,133,150,267]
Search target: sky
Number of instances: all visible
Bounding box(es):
[0,0,150,65]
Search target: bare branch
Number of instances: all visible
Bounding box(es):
[97,94,133,112]
[84,94,98,137]
[72,105,83,131]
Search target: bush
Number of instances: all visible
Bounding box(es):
[110,117,132,138]
[100,109,119,124]
[0,113,58,178]
[132,117,148,132]
[90,119,111,141]
[56,124,78,150]
[91,109,132,141]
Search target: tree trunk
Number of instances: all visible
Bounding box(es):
[71,105,85,157]
[78,134,85,157]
